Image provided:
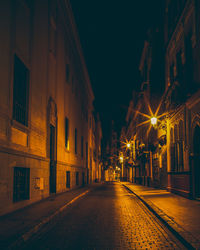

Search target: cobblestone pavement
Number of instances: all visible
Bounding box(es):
[21,182,185,250]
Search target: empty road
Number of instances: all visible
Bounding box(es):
[22,182,185,249]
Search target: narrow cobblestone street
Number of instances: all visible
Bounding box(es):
[21,182,185,249]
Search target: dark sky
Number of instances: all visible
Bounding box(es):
[70,0,163,144]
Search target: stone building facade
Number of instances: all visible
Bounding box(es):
[165,0,200,198]
[0,0,101,216]
[122,0,200,200]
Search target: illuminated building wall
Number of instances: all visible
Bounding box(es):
[0,0,99,216]
[165,0,200,198]
[123,26,165,187]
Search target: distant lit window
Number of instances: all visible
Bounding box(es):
[13,55,29,126]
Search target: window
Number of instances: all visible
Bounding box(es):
[76,172,79,185]
[65,117,69,149]
[13,167,30,202]
[81,136,84,158]
[49,15,57,56]
[13,55,29,126]
[171,123,184,172]
[75,128,77,154]
[66,171,70,188]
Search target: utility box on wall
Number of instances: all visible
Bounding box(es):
[35,177,44,190]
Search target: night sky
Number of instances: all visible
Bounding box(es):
[70,0,163,145]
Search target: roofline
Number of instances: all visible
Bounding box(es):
[61,0,95,101]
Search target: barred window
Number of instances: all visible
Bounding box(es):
[13,55,29,126]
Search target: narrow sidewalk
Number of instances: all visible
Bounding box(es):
[0,185,93,249]
[122,182,200,249]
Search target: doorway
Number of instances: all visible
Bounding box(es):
[193,125,200,198]
[66,171,70,188]
[50,124,56,193]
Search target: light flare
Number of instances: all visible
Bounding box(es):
[121,91,169,144]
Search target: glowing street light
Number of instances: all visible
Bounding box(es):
[150,117,157,126]
[126,143,131,148]
[119,156,123,163]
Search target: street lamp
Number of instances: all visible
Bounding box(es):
[150,116,157,126]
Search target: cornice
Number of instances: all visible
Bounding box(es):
[58,0,94,101]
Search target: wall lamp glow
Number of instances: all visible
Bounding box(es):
[150,117,157,126]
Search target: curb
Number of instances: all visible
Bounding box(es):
[122,184,200,250]
[8,189,91,249]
